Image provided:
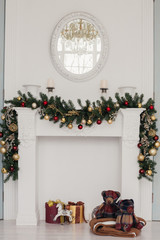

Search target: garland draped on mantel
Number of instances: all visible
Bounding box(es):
[0,91,159,182]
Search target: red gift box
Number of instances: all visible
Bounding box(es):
[45,202,60,224]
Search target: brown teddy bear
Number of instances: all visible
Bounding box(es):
[92,190,120,219]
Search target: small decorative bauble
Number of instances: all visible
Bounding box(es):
[68,123,73,129]
[81,119,86,125]
[32,102,37,109]
[12,153,20,161]
[154,141,160,148]
[139,169,145,175]
[1,168,7,174]
[88,106,93,112]
[97,119,102,125]
[47,200,54,207]
[137,143,142,148]
[106,107,111,112]
[53,116,59,122]
[107,119,113,124]
[124,101,129,106]
[87,119,92,125]
[1,115,5,120]
[0,140,5,146]
[9,123,18,132]
[151,115,156,121]
[44,114,49,120]
[12,146,18,151]
[138,153,145,161]
[43,100,48,106]
[149,105,154,110]
[0,147,7,154]
[149,148,157,156]
[61,117,66,123]
[10,166,14,172]
[78,124,83,130]
[148,129,156,137]
[21,102,25,107]
[17,96,22,101]
[138,103,142,108]
[0,132,3,138]
[154,135,159,141]
[146,169,152,176]
[114,102,120,108]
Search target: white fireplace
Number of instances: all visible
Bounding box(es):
[5,107,151,225]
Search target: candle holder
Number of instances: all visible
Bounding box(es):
[100,88,108,93]
[46,87,55,93]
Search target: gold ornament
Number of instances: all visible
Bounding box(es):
[87,119,92,125]
[154,141,160,148]
[1,168,7,174]
[0,140,5,146]
[151,115,156,121]
[81,119,86,125]
[0,147,7,154]
[9,123,18,132]
[12,153,20,161]
[146,169,152,176]
[44,114,49,120]
[107,119,113,124]
[17,96,22,101]
[149,148,157,156]
[88,106,93,112]
[114,102,120,108]
[138,153,145,161]
[138,103,142,108]
[47,200,54,207]
[148,129,156,137]
[1,115,5,120]
[32,102,37,109]
[61,117,66,123]
[68,123,73,129]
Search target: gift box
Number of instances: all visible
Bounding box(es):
[66,201,87,224]
[45,200,65,224]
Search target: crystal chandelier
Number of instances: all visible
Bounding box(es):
[61,19,98,41]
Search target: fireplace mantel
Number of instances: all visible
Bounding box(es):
[14,108,152,225]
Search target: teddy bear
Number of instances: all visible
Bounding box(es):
[92,190,120,219]
[115,199,145,232]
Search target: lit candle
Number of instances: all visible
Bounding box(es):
[47,79,54,88]
[100,80,108,88]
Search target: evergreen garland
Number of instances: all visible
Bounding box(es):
[0,91,158,182]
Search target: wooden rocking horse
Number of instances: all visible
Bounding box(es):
[54,203,73,223]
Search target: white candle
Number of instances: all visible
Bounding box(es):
[47,79,54,88]
[100,80,108,88]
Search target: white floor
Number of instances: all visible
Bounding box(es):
[0,220,160,240]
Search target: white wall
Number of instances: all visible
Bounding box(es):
[4,0,153,220]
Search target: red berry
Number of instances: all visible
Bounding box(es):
[21,102,25,107]
[124,101,129,106]
[43,101,48,106]
[106,107,111,112]
[97,119,102,125]
[139,169,145,174]
[137,143,142,148]
[149,105,154,110]
[154,135,159,141]
[10,166,14,172]
[53,116,59,121]
[78,124,83,130]
[13,146,18,151]
[0,132,3,138]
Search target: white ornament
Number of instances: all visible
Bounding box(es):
[32,103,37,109]
[81,119,86,124]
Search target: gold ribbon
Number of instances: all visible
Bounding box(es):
[65,110,79,116]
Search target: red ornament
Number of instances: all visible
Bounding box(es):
[137,143,142,148]
[149,105,154,110]
[21,102,25,107]
[139,169,145,175]
[43,101,48,106]
[78,124,83,130]
[10,166,14,172]
[106,107,111,112]
[124,101,129,106]
[12,146,18,151]
[154,135,159,141]
[53,116,59,121]
[97,119,102,125]
[0,132,3,138]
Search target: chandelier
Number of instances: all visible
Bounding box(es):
[61,19,98,41]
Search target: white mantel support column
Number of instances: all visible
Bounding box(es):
[15,108,39,225]
[120,109,144,217]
